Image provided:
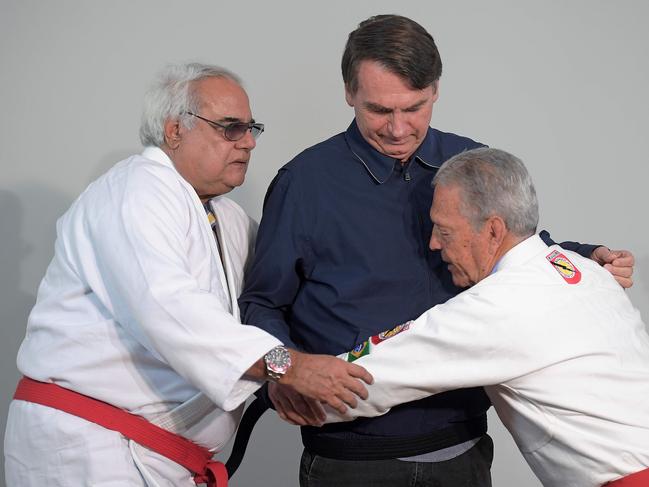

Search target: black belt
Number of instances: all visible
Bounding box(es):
[226,399,488,474]
[225,396,269,477]
[302,414,488,461]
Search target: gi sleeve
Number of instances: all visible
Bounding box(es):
[324,277,569,423]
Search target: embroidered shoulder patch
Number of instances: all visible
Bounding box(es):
[370,321,412,345]
[546,250,581,284]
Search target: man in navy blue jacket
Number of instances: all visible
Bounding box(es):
[239,14,635,487]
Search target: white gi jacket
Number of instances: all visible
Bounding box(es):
[5,147,280,486]
[329,235,649,487]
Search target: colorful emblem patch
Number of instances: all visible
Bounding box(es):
[546,250,581,284]
[347,340,371,362]
[370,321,412,345]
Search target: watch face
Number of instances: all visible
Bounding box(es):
[265,346,291,380]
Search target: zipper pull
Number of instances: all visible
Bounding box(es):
[404,170,411,181]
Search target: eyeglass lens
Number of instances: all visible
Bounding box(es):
[226,123,264,141]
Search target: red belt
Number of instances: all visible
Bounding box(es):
[605,467,649,486]
[13,377,227,487]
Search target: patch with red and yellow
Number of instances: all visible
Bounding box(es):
[370,321,412,345]
[546,250,581,284]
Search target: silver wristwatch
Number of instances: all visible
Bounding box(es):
[263,345,292,382]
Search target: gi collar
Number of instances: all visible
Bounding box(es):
[344,119,439,184]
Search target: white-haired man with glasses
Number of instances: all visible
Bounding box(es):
[4,62,372,487]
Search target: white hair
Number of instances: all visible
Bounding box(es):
[139,62,241,147]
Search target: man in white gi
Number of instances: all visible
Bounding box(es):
[4,63,372,487]
[328,147,649,487]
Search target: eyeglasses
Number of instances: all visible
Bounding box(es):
[186,112,265,141]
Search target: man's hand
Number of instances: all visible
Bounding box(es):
[281,351,373,415]
[268,382,326,426]
[591,246,635,288]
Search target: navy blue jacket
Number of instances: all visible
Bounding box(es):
[240,121,599,454]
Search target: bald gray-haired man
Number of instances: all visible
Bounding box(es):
[329,148,649,487]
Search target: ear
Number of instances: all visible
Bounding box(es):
[163,118,182,150]
[486,216,507,251]
[344,85,355,107]
[431,80,440,103]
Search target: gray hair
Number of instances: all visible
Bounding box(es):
[432,147,539,237]
[139,62,241,147]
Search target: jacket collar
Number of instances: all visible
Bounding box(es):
[492,234,546,274]
[141,145,222,207]
[141,146,174,169]
[344,119,439,184]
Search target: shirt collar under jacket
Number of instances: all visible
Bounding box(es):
[344,119,439,184]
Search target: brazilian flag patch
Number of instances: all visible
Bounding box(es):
[347,340,371,362]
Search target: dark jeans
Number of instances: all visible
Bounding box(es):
[299,435,493,487]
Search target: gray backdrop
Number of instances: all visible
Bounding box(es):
[2,1,648,486]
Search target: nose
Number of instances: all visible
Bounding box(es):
[236,128,256,151]
[388,112,407,139]
[429,226,442,251]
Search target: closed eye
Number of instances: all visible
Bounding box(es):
[365,104,392,114]
[433,224,451,238]
[405,100,427,113]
